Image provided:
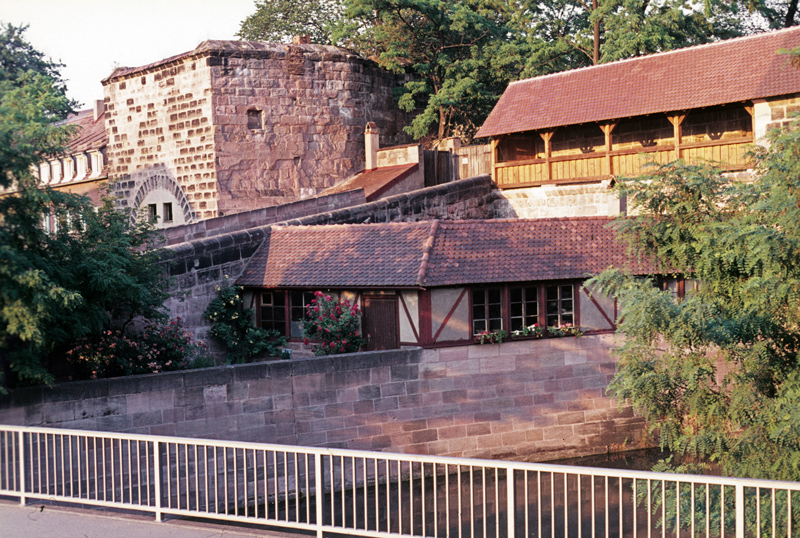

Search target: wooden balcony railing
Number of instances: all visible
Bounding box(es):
[494,136,753,188]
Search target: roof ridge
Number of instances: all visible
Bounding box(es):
[416,220,440,286]
[507,27,800,88]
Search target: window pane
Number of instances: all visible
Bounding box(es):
[473,319,486,334]
[488,302,502,320]
[488,289,502,304]
[489,318,502,332]
[562,313,574,325]
[561,285,573,300]
[509,302,523,318]
[546,286,559,301]
[509,288,522,302]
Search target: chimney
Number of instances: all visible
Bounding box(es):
[293,35,310,44]
[438,137,461,150]
[93,99,105,121]
[365,122,379,170]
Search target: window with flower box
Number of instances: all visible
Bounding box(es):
[471,288,503,335]
[545,284,574,327]
[470,283,577,337]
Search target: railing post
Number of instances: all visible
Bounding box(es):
[18,430,26,506]
[507,467,515,538]
[153,440,162,522]
[736,483,745,538]
[315,453,323,538]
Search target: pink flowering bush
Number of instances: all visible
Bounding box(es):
[302,292,366,356]
[65,318,206,379]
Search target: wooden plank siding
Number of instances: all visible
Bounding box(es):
[492,106,754,188]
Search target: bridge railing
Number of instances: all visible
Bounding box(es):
[1,425,798,537]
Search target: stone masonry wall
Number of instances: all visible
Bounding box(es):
[163,175,494,345]
[209,42,408,214]
[105,53,218,219]
[0,335,648,462]
[104,40,408,221]
[492,180,625,220]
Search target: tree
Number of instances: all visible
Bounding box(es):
[0,23,170,389]
[236,0,345,44]
[337,0,523,142]
[0,23,79,112]
[588,124,800,481]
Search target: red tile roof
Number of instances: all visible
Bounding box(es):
[238,218,654,288]
[321,163,418,201]
[477,27,800,138]
[61,109,106,154]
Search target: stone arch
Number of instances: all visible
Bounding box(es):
[129,168,195,226]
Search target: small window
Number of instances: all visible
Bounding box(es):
[148,204,158,222]
[163,202,173,223]
[247,109,263,130]
[290,291,315,338]
[260,292,286,335]
[545,285,574,327]
[472,289,503,335]
[509,286,538,332]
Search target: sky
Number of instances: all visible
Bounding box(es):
[4,0,259,108]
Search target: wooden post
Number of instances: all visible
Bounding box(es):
[668,113,686,161]
[601,122,617,176]
[539,131,555,182]
[490,137,500,184]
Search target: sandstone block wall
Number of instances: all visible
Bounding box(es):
[0,336,648,462]
[103,41,408,221]
[105,56,217,219]
[492,181,625,220]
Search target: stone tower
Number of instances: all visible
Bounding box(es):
[102,40,407,223]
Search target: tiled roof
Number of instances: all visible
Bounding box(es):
[62,109,107,154]
[321,163,418,201]
[477,27,800,138]
[238,218,654,288]
[239,221,437,288]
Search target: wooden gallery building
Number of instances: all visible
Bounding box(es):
[477,26,800,192]
[237,218,652,351]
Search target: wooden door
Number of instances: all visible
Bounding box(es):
[362,295,399,351]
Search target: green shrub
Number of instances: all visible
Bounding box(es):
[65,317,205,379]
[204,284,286,363]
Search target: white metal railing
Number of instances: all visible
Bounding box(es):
[1,425,799,537]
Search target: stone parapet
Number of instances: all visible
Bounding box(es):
[0,336,648,462]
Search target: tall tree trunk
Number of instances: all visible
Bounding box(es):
[593,0,600,64]
[786,0,799,27]
[438,106,447,140]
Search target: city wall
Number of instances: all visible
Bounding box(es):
[0,335,647,462]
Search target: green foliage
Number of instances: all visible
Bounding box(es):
[0,23,79,112]
[511,323,544,338]
[65,318,206,380]
[204,284,286,363]
[236,0,345,44]
[587,122,800,481]
[474,329,508,344]
[0,25,170,390]
[338,0,521,142]
[302,291,365,355]
[237,1,764,143]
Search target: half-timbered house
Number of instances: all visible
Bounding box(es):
[237,218,654,351]
[478,27,800,219]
